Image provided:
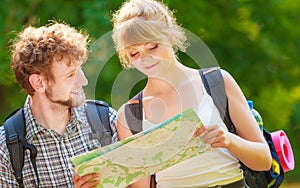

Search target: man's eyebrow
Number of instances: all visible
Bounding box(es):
[65,62,84,76]
[65,67,77,76]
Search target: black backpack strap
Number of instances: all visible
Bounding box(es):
[124,91,143,134]
[86,100,112,147]
[4,109,25,187]
[199,67,235,133]
[26,143,39,187]
[3,108,39,188]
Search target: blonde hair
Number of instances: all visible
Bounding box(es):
[11,21,88,95]
[112,0,188,68]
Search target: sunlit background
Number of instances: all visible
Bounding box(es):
[0,0,299,186]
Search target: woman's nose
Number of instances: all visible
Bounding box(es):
[140,49,152,59]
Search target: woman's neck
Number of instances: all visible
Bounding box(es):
[145,61,195,95]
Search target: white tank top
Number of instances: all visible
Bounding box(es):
[142,86,243,187]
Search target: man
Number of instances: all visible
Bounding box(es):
[0,22,118,187]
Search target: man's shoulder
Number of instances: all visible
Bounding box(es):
[73,100,117,121]
[72,100,112,124]
[0,126,8,151]
[0,125,6,140]
[84,100,116,114]
[85,100,109,107]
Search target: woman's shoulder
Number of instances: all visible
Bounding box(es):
[219,68,233,80]
[219,68,240,92]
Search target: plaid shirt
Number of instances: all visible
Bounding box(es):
[0,97,118,187]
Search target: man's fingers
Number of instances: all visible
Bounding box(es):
[87,179,101,187]
[73,173,81,182]
[74,173,100,188]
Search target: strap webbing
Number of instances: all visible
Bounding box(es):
[4,109,39,188]
[199,67,235,132]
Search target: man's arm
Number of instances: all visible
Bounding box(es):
[0,131,19,188]
[108,107,119,143]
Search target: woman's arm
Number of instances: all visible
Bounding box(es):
[116,105,151,188]
[222,69,272,171]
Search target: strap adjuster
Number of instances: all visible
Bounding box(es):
[8,134,19,144]
[13,171,23,181]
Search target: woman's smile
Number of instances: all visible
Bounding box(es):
[145,61,159,70]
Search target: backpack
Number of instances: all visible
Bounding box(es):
[3,100,113,188]
[124,67,284,188]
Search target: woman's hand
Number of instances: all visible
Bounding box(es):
[73,173,100,188]
[194,124,231,148]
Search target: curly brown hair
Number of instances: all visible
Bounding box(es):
[10,22,89,95]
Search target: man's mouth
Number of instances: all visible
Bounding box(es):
[72,90,82,94]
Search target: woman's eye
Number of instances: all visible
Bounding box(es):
[130,52,138,57]
[148,44,158,50]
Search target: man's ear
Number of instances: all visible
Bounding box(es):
[29,74,46,93]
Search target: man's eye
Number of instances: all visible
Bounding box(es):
[67,73,74,78]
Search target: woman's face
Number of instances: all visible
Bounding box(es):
[125,41,174,77]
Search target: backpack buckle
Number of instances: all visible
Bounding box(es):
[13,171,23,181]
[8,133,19,144]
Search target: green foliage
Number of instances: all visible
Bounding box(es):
[0,0,299,183]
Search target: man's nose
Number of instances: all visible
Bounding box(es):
[76,68,88,86]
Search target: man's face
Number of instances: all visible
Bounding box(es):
[45,58,88,107]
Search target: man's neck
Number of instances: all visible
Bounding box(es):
[29,95,71,135]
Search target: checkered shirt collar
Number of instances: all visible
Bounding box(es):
[24,96,87,142]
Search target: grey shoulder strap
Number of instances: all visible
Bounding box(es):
[86,100,112,146]
[124,91,143,134]
[199,67,234,132]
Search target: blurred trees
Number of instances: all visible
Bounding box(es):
[0,0,299,183]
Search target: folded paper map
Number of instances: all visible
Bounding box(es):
[71,108,210,188]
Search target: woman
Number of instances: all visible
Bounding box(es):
[112,0,272,187]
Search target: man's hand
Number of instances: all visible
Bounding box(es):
[73,173,100,188]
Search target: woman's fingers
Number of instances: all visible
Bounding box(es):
[194,124,231,148]
[193,126,206,137]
